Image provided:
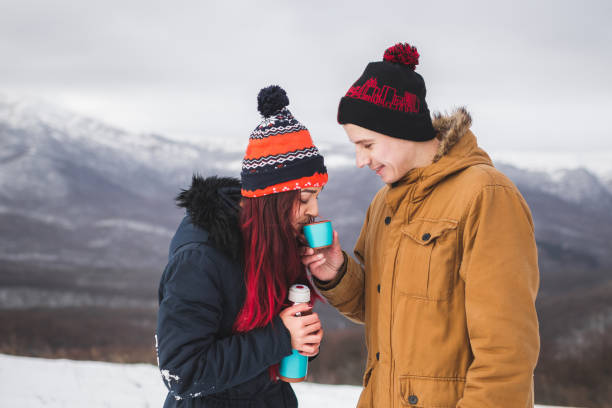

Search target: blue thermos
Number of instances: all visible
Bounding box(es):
[279,284,311,382]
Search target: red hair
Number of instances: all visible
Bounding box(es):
[234,190,318,379]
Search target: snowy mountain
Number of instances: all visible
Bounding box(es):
[496,163,612,212]
[0,354,570,408]
[1,93,612,287]
[0,96,204,200]
[0,95,236,269]
[490,150,612,186]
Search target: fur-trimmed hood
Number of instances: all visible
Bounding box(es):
[387,107,493,208]
[432,106,473,162]
[415,107,492,201]
[174,175,242,260]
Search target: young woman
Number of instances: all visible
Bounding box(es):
[156,86,328,407]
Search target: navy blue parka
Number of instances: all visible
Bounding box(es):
[156,176,296,407]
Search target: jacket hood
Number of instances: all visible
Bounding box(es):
[432,106,474,163]
[386,107,493,210]
[420,107,493,200]
[174,175,242,260]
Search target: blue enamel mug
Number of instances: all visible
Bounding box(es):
[302,220,333,249]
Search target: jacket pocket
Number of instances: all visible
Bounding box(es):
[399,375,465,407]
[396,218,458,301]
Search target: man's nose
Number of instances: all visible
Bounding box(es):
[355,149,369,168]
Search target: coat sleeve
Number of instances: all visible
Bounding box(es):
[457,185,540,408]
[314,203,371,324]
[156,248,293,400]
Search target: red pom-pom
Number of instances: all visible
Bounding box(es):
[383,43,420,70]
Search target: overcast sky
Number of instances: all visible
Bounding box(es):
[1,0,611,155]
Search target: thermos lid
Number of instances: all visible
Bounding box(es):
[288,284,311,304]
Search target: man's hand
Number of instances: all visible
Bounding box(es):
[300,230,344,282]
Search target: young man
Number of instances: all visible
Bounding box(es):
[302,43,540,407]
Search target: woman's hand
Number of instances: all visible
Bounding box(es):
[279,303,323,357]
[300,230,344,282]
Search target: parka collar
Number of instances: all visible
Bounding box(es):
[385,108,492,212]
[385,167,424,213]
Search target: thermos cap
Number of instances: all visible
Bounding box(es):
[288,284,311,304]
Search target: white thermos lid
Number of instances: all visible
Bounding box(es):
[288,284,311,304]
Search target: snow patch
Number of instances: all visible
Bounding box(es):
[94,219,173,237]
[0,252,60,263]
[0,354,572,408]
[0,206,75,230]
[324,154,355,169]
[0,288,156,309]
[161,369,180,384]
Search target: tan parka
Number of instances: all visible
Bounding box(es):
[316,108,540,408]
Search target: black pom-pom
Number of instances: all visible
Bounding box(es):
[257,85,289,117]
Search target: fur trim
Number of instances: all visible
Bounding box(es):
[432,107,472,162]
[176,175,242,260]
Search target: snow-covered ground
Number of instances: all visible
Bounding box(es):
[0,354,569,407]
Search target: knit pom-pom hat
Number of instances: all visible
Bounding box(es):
[337,42,435,141]
[241,85,328,198]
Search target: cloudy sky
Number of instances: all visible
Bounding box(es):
[1,0,611,156]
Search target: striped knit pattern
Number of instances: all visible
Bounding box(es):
[243,146,321,170]
[250,108,307,139]
[241,107,327,198]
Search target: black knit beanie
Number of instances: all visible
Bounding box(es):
[337,43,435,141]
